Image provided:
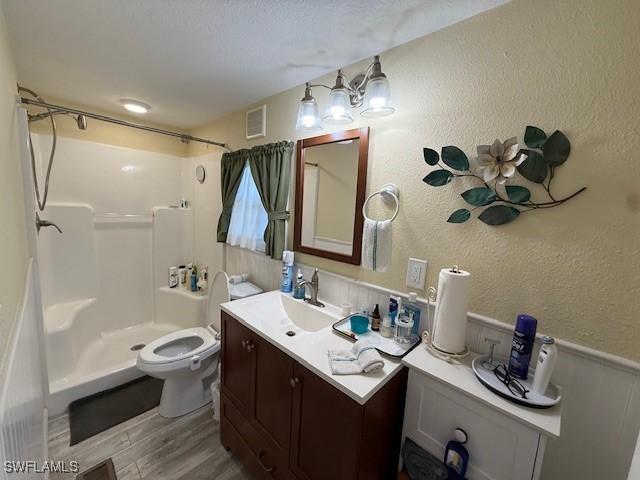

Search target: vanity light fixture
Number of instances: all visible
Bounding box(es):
[295,55,394,130]
[119,98,151,114]
[295,84,322,130]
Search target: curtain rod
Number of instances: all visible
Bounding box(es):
[19,97,228,149]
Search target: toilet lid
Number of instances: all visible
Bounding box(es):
[138,327,220,365]
[230,281,263,300]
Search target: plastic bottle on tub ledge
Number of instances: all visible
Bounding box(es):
[508,314,538,380]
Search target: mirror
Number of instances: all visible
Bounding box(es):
[294,127,369,264]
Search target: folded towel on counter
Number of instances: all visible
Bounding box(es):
[328,340,385,375]
[361,218,392,272]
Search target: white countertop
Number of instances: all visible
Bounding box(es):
[221,290,403,405]
[402,345,561,438]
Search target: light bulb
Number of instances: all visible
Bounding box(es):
[119,98,150,114]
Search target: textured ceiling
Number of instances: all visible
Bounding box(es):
[3,0,507,128]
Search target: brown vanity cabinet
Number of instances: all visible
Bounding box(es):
[221,311,408,480]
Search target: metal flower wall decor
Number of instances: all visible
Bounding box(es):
[422,126,587,225]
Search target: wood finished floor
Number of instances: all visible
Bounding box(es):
[48,405,253,480]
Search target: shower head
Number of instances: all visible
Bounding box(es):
[76,114,87,130]
[28,110,87,130]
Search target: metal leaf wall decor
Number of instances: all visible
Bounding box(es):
[422,126,587,226]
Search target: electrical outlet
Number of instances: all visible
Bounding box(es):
[406,258,427,289]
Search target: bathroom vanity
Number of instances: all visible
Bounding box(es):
[220,291,408,480]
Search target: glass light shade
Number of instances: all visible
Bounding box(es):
[360,76,395,117]
[295,98,322,130]
[322,88,353,124]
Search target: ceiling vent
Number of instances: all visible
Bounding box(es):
[246,105,266,140]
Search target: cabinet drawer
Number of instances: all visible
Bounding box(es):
[222,392,256,450]
[222,393,291,480]
[221,404,266,480]
[403,370,541,480]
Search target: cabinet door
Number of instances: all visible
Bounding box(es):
[251,335,295,480]
[403,369,541,480]
[221,312,255,416]
[251,334,294,454]
[290,362,362,480]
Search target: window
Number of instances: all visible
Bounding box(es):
[227,162,268,252]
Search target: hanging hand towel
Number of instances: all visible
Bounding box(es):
[361,218,392,272]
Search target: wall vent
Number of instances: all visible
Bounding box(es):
[246,104,266,140]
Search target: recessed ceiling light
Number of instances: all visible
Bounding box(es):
[119,98,150,114]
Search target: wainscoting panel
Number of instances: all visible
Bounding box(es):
[0,261,46,479]
[225,246,640,480]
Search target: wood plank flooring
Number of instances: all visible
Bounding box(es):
[48,405,252,480]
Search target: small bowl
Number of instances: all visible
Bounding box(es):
[350,315,369,334]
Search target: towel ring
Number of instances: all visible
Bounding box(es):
[362,183,400,222]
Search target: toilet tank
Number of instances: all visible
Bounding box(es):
[207,271,263,331]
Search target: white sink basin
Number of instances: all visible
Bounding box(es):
[280,294,336,332]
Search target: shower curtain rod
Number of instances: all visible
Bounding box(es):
[19,97,228,149]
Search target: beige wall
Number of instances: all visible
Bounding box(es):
[27,97,190,157]
[0,8,28,365]
[305,141,358,242]
[190,0,640,361]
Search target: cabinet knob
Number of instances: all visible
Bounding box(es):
[289,377,300,388]
[246,342,255,352]
[241,340,248,348]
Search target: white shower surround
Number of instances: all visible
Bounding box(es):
[32,135,223,415]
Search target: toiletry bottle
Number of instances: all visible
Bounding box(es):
[380,314,393,338]
[532,336,558,395]
[190,264,198,292]
[178,265,187,287]
[389,296,400,327]
[280,251,295,293]
[403,292,422,336]
[371,304,381,331]
[198,266,208,293]
[508,314,538,380]
[168,266,178,288]
[293,269,305,299]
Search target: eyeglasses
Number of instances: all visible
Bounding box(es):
[493,364,529,399]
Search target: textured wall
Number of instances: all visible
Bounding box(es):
[190,0,640,361]
[0,6,28,369]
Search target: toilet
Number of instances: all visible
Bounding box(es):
[136,271,262,418]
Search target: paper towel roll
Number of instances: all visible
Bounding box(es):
[431,267,471,354]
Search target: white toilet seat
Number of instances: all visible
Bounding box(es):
[135,272,262,417]
[137,327,220,373]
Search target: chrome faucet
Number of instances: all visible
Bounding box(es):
[296,268,325,308]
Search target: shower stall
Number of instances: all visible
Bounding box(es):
[23,104,224,415]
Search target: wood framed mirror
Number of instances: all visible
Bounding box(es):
[293,127,369,265]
